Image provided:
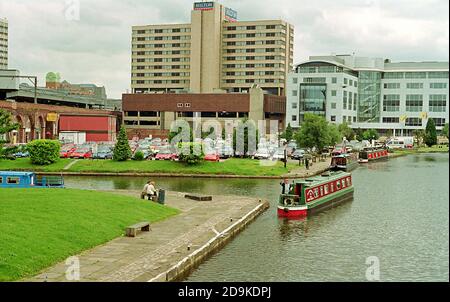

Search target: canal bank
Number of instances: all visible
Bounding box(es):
[28,191,269,282]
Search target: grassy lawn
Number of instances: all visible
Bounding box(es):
[0,189,179,281]
[0,158,71,172]
[1,158,297,177]
[68,158,296,176]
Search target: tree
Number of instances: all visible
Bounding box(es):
[424,118,437,147]
[232,117,259,157]
[442,123,449,140]
[338,122,355,141]
[0,109,19,159]
[328,124,342,147]
[362,129,379,141]
[280,123,294,142]
[413,129,426,147]
[294,113,331,152]
[178,142,204,165]
[113,126,132,161]
[27,140,60,165]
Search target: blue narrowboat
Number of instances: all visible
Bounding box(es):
[0,171,64,188]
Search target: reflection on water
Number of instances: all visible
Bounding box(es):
[64,153,449,282]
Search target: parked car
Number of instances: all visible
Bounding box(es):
[253,148,271,160]
[93,146,113,159]
[291,149,305,160]
[154,148,178,161]
[70,147,93,159]
[204,153,220,162]
[60,144,76,158]
[217,145,234,159]
[273,148,286,161]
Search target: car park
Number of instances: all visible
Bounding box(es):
[60,144,76,158]
[273,148,286,161]
[93,146,113,159]
[70,147,93,159]
[253,148,271,160]
[154,147,178,161]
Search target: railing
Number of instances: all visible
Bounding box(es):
[35,175,64,187]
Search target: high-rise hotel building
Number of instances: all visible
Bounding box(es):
[131,1,294,96]
[0,18,8,69]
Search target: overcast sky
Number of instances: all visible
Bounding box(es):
[1,0,448,98]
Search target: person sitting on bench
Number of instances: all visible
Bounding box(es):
[141,180,154,200]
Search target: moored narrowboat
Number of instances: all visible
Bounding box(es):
[330,153,359,172]
[0,171,64,188]
[278,171,354,218]
[358,147,389,163]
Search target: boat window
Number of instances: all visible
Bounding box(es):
[330,183,334,192]
[336,181,341,190]
[324,184,329,195]
[0,176,2,184]
[342,179,346,188]
[7,177,20,185]
[347,177,352,186]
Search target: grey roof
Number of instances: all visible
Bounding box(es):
[384,61,449,71]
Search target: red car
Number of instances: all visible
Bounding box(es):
[60,145,76,158]
[70,147,93,159]
[204,153,220,162]
[154,149,178,161]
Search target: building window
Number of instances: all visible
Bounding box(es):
[292,102,298,109]
[344,78,348,85]
[331,103,337,109]
[383,72,404,79]
[177,103,183,108]
[293,78,298,84]
[185,103,191,108]
[292,90,298,97]
[140,111,158,117]
[343,91,348,110]
[331,116,336,122]
[292,115,297,122]
[384,83,400,89]
[406,95,423,112]
[405,72,427,79]
[201,112,216,118]
[429,95,447,112]
[430,83,447,89]
[383,117,400,123]
[432,118,446,127]
[405,118,422,127]
[428,71,449,79]
[331,90,337,97]
[332,77,337,84]
[125,111,138,117]
[139,121,159,126]
[383,95,400,112]
[406,83,424,89]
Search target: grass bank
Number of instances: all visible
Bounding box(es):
[0,189,179,281]
[0,158,297,177]
[392,145,449,155]
[0,158,71,172]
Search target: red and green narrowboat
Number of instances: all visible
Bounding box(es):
[278,171,354,218]
[358,147,389,163]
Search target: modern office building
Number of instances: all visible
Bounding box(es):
[0,18,8,69]
[131,1,294,96]
[286,55,449,136]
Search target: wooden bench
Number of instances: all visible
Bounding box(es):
[184,194,213,201]
[125,221,151,237]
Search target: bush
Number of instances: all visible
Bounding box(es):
[177,142,204,165]
[27,140,60,165]
[424,119,438,147]
[113,126,132,161]
[133,150,145,161]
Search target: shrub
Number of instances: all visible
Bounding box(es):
[27,140,60,165]
[177,142,204,165]
[113,126,132,161]
[133,150,145,161]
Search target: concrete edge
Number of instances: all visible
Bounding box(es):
[147,200,270,282]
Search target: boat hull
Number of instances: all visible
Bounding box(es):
[278,189,354,218]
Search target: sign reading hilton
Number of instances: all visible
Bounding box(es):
[193,2,214,10]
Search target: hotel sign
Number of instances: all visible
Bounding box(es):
[193,2,214,10]
[224,7,238,22]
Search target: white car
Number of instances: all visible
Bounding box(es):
[253,149,271,160]
[272,148,286,161]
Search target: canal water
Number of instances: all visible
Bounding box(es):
[65,153,449,282]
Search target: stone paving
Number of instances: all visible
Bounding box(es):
[27,191,264,282]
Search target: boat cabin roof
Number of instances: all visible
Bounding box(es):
[0,171,35,177]
[291,171,351,187]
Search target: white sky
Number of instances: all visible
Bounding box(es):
[1,0,448,98]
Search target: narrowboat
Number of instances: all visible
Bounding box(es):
[0,171,64,188]
[330,153,359,172]
[358,147,389,163]
[278,171,354,218]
